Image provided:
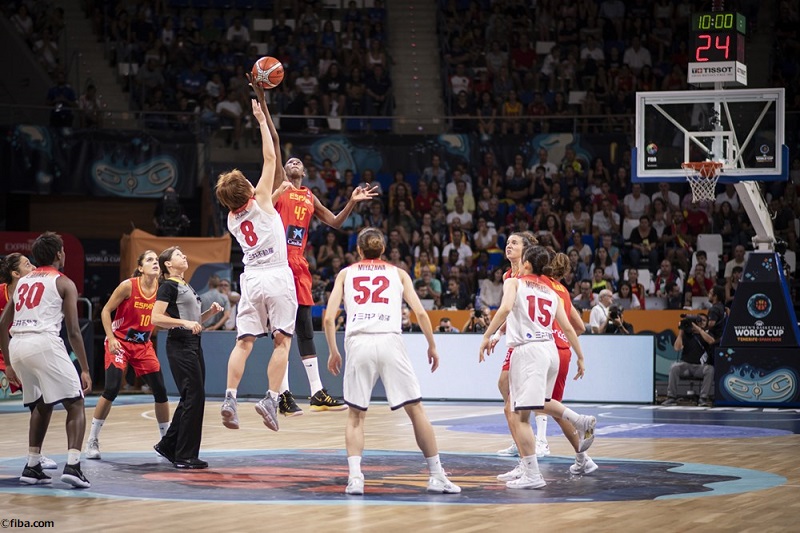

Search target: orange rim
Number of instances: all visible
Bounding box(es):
[681,161,724,178]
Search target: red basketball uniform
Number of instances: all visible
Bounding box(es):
[104,277,160,376]
[275,186,315,306]
[0,283,21,393]
[541,276,574,402]
[501,268,518,372]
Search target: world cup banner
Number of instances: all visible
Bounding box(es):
[720,253,799,348]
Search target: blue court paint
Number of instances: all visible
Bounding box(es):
[0,450,785,505]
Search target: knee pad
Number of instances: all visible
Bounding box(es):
[141,371,168,404]
[102,367,124,402]
[296,305,316,356]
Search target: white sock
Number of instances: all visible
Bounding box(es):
[27,450,41,468]
[560,407,581,427]
[89,418,104,440]
[158,422,170,437]
[425,454,443,475]
[535,415,548,442]
[521,454,540,476]
[268,389,279,401]
[280,365,290,394]
[67,449,81,466]
[576,452,586,462]
[226,388,237,399]
[348,456,362,477]
[303,357,323,395]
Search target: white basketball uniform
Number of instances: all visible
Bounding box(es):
[506,274,560,411]
[228,198,297,338]
[342,260,421,410]
[8,267,83,406]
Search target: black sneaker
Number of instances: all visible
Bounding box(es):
[61,463,91,488]
[279,390,304,417]
[154,441,176,463]
[309,388,348,412]
[661,397,678,406]
[20,463,52,485]
[174,458,208,469]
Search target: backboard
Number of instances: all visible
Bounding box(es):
[633,88,787,183]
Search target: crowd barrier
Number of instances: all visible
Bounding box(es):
[155,332,655,404]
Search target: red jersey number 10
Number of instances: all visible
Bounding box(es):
[240,220,259,246]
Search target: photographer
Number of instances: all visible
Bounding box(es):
[604,304,634,335]
[462,306,491,333]
[437,317,460,333]
[154,187,191,237]
[661,314,715,407]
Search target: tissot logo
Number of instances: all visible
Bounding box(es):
[691,66,733,74]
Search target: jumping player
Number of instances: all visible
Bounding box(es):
[252,78,378,416]
[480,245,596,489]
[85,250,171,460]
[216,95,297,431]
[0,253,58,471]
[324,228,461,495]
[0,232,93,488]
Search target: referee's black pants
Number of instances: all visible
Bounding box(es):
[163,332,205,460]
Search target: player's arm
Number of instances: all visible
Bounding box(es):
[251,97,277,213]
[400,269,438,372]
[555,297,584,362]
[0,299,15,373]
[271,179,293,205]
[313,185,380,228]
[101,279,132,354]
[569,304,586,335]
[57,276,92,394]
[323,269,347,375]
[480,278,518,361]
[249,74,287,190]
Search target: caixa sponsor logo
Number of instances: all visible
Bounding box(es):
[691,66,733,74]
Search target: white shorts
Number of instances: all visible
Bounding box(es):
[343,333,422,411]
[236,265,297,338]
[10,334,83,406]
[508,341,559,411]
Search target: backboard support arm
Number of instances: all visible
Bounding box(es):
[735,181,775,252]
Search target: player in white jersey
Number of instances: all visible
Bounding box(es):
[480,245,596,490]
[215,95,297,432]
[0,232,93,488]
[324,228,460,496]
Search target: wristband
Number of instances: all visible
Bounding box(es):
[491,331,502,342]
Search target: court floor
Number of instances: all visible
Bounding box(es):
[0,396,798,532]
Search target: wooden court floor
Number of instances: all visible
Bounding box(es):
[0,397,798,532]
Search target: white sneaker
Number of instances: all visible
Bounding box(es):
[39,456,57,469]
[85,438,101,460]
[346,475,364,495]
[427,473,461,494]
[254,395,280,431]
[506,472,546,489]
[496,442,519,457]
[569,456,598,475]
[535,439,550,458]
[220,393,239,430]
[576,415,597,453]
[497,462,524,482]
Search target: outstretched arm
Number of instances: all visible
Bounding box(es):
[323,269,347,375]
[250,75,288,190]
[251,97,277,212]
[314,185,380,228]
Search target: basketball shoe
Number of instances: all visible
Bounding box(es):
[20,463,52,485]
[346,474,364,495]
[86,438,101,460]
[496,442,519,457]
[61,463,91,488]
[535,439,551,458]
[39,456,57,469]
[279,390,304,417]
[220,392,239,429]
[255,395,280,431]
[506,472,546,490]
[569,455,598,475]
[575,415,597,453]
[309,389,347,412]
[497,462,524,482]
[427,473,461,494]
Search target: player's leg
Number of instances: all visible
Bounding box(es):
[61,395,91,488]
[220,336,254,429]
[403,400,461,494]
[140,370,171,432]
[344,408,367,495]
[86,365,123,460]
[297,304,346,412]
[541,399,596,453]
[497,350,519,457]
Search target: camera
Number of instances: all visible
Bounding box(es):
[438,326,447,333]
[608,305,621,321]
[680,314,700,332]
[473,308,482,318]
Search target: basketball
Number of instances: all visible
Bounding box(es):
[251,56,284,89]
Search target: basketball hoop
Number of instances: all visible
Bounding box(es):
[682,161,723,204]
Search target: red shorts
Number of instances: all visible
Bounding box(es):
[0,351,21,393]
[501,347,513,372]
[288,254,313,306]
[104,338,160,376]
[550,347,572,402]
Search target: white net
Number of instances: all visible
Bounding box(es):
[682,162,723,204]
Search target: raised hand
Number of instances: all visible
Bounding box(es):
[351,184,380,202]
[251,99,266,125]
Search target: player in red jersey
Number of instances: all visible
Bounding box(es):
[253,78,379,416]
[84,250,171,460]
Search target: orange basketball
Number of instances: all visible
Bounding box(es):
[251,56,284,89]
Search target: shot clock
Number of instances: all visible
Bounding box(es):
[688,11,747,86]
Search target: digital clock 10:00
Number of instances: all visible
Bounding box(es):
[691,11,746,33]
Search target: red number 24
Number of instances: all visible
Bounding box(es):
[352,276,390,304]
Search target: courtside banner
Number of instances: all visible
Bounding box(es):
[0,231,84,294]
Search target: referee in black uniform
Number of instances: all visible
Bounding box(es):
[151,246,222,469]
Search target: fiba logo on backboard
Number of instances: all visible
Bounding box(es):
[756,144,774,164]
[645,143,658,166]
